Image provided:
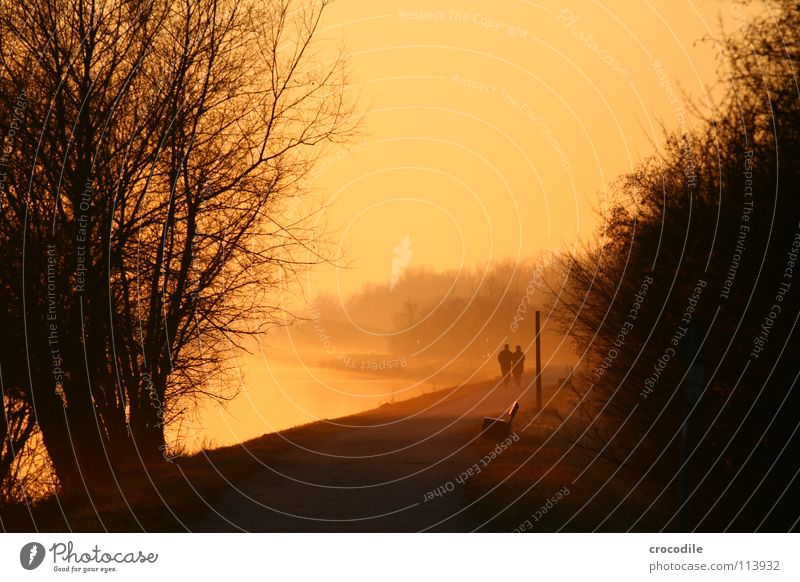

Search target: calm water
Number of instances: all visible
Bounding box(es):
[175,355,489,452]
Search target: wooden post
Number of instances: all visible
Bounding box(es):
[535,310,542,411]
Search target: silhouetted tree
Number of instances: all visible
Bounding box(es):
[0,0,351,497]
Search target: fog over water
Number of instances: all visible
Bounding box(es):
[179,258,578,450]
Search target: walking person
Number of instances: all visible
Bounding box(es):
[498,344,513,386]
[512,345,525,387]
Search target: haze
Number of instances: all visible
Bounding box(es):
[180,0,757,450]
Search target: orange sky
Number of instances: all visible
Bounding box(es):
[182,0,767,449]
[297,0,759,300]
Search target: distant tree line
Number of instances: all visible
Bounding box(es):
[310,254,566,370]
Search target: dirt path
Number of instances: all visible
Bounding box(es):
[191,376,538,532]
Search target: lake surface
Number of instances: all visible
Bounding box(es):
[175,354,491,452]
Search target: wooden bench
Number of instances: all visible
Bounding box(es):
[481,401,520,439]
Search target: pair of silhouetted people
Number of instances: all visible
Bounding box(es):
[498,344,525,387]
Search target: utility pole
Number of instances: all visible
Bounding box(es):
[535,310,542,411]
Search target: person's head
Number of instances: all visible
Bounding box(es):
[515,345,521,352]
[504,344,510,350]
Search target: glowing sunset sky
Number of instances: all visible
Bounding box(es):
[300,0,757,299]
[186,0,765,448]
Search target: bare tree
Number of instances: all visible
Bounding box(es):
[0,0,352,498]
